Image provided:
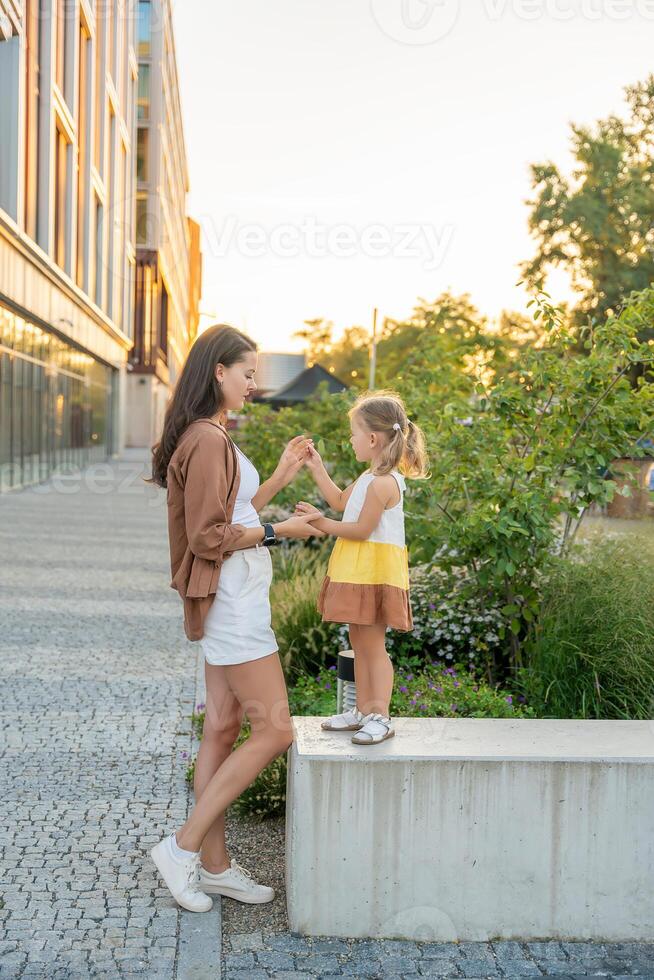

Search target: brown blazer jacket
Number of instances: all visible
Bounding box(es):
[166,418,248,641]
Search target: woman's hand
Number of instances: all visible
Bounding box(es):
[275,512,326,539]
[294,501,324,520]
[275,435,313,486]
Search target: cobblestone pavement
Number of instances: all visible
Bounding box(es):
[223,933,654,979]
[0,453,213,979]
[1,453,652,980]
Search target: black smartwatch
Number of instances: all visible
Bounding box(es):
[261,522,277,547]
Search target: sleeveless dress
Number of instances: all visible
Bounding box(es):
[317,469,413,631]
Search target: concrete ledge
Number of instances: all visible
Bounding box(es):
[285,717,654,942]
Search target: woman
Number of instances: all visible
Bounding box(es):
[147,324,322,913]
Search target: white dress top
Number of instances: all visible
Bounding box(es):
[230,444,262,528]
[342,469,406,547]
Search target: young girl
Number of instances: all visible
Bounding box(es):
[295,391,429,745]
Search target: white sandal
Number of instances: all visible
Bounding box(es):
[321,706,366,731]
[351,712,395,744]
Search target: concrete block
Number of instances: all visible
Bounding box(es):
[286,717,654,941]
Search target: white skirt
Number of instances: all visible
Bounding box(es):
[200,545,278,666]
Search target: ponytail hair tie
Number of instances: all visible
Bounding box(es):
[393,422,401,431]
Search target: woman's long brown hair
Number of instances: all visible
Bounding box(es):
[147,324,258,488]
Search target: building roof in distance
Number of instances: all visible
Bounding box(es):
[259,363,348,404]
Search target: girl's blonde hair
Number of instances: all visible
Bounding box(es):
[349,389,429,479]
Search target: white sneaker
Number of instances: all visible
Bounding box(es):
[198,858,275,904]
[351,712,395,744]
[321,706,366,731]
[150,834,213,913]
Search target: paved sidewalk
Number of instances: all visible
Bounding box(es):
[1,452,652,980]
[222,933,654,979]
[0,451,218,979]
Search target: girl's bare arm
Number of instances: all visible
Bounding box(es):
[296,476,397,541]
[305,445,356,512]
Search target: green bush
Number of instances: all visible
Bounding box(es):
[392,660,536,718]
[516,538,654,718]
[269,563,341,679]
[332,559,506,674]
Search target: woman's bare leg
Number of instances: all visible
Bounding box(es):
[192,661,244,873]
[175,651,293,852]
[353,623,393,716]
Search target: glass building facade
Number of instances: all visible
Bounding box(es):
[0,302,114,492]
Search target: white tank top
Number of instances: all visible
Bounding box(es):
[342,469,406,547]
[231,444,262,528]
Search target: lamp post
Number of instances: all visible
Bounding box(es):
[368,307,378,389]
[336,649,357,713]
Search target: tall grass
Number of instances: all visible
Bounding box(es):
[270,563,341,679]
[517,538,654,718]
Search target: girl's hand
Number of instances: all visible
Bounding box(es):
[294,501,324,519]
[304,443,325,475]
[276,513,325,539]
[276,435,313,485]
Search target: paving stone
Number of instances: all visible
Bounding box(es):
[266,933,323,953]
[489,962,541,976]
[0,454,196,980]
[264,974,320,980]
[459,961,501,977]
[340,958,384,976]
[421,942,466,959]
[254,950,297,971]
[224,972,269,980]
[229,930,266,952]
[377,954,419,974]
[295,952,344,973]
[224,951,256,970]
[524,941,569,960]
[418,962,464,977]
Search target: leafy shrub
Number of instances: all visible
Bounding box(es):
[332,558,506,674]
[517,538,654,718]
[391,661,536,718]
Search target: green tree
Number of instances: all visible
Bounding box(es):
[405,286,654,680]
[521,75,654,348]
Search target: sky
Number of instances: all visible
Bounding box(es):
[172,0,654,353]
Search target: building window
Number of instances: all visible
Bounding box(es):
[24,0,40,239]
[94,6,105,173]
[136,193,148,244]
[137,64,150,120]
[0,303,114,492]
[136,127,148,182]
[106,0,115,82]
[54,126,69,270]
[159,281,168,362]
[106,111,116,318]
[95,197,103,307]
[56,0,72,104]
[138,0,151,57]
[76,24,90,288]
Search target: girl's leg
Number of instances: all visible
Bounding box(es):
[353,623,393,716]
[348,623,368,713]
[175,651,293,852]
[193,661,244,873]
